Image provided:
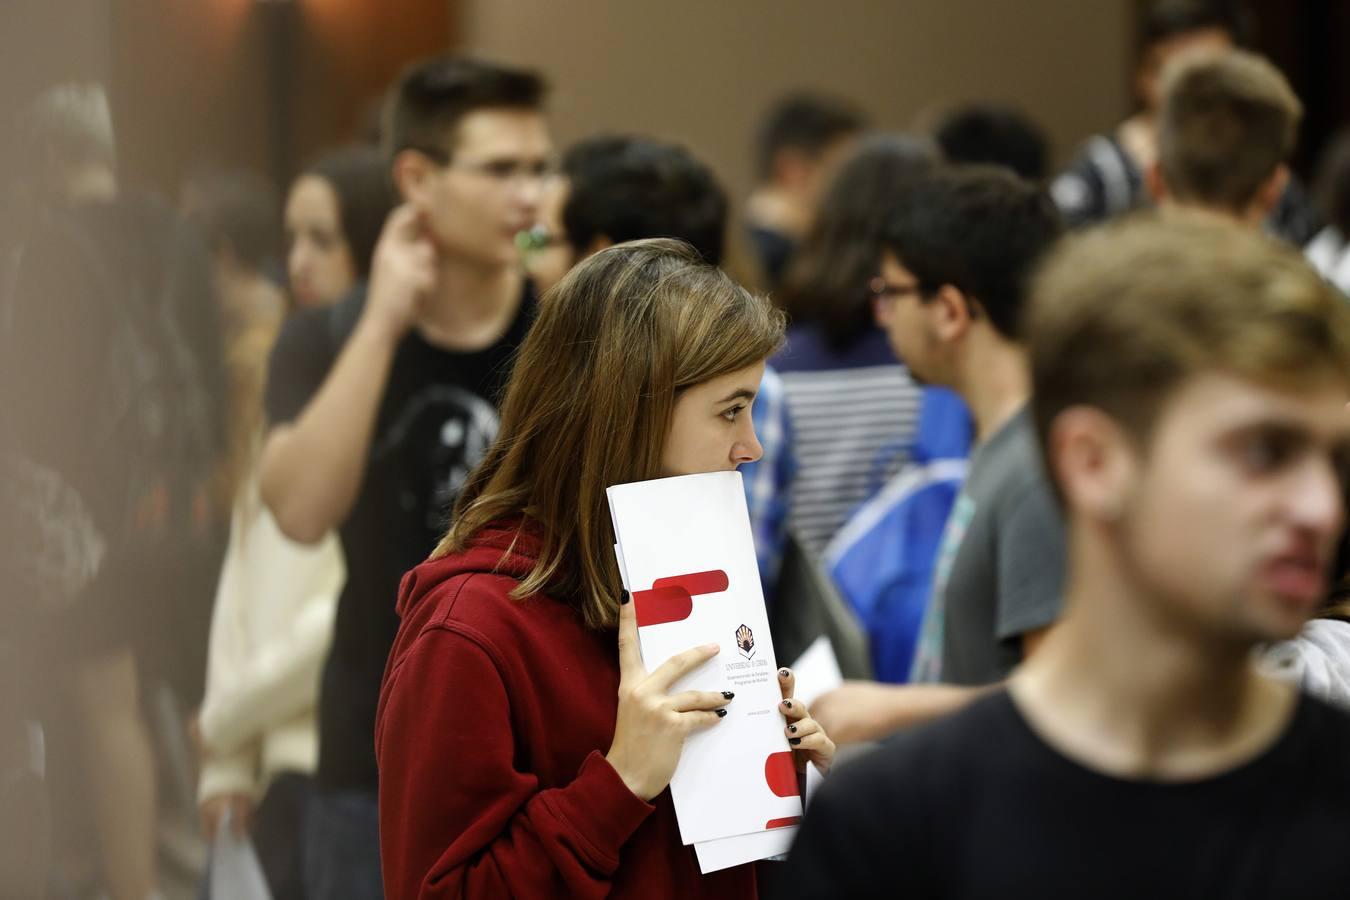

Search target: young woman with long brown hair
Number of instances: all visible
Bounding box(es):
[375,239,835,898]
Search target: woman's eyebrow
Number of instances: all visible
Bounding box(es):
[716,388,757,404]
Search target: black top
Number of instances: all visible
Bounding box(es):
[775,689,1350,900]
[265,282,534,789]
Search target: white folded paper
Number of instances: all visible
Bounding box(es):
[608,471,803,870]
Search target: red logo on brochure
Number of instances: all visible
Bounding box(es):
[633,569,729,627]
[736,624,755,659]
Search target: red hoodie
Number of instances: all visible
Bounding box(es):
[376,523,758,899]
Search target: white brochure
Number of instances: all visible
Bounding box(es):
[694,824,797,873]
[608,471,803,856]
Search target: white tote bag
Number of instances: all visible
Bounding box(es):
[209,808,273,900]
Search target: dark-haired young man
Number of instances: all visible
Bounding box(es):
[783,213,1350,900]
[526,134,729,294]
[745,93,865,286]
[812,166,1065,743]
[259,56,551,899]
[934,103,1050,182]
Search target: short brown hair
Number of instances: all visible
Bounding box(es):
[1158,49,1302,212]
[435,239,785,630]
[1029,211,1350,493]
[382,56,546,163]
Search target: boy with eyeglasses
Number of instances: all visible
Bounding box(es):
[258,56,551,899]
[812,166,1065,743]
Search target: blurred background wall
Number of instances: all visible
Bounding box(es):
[461,0,1135,201]
[1,0,453,198]
[4,0,1346,202]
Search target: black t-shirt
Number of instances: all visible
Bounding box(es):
[775,689,1350,899]
[264,282,534,789]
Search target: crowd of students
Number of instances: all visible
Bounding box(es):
[6,1,1350,898]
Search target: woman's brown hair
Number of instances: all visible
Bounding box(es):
[435,238,785,629]
[776,134,937,350]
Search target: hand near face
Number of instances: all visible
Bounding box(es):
[363,204,437,342]
[606,590,733,801]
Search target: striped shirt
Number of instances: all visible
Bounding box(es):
[774,325,921,557]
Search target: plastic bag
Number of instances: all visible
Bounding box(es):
[208,808,273,900]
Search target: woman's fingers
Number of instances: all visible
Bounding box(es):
[670,689,735,713]
[790,730,835,756]
[778,666,796,702]
[648,642,721,693]
[780,696,809,722]
[784,711,836,773]
[680,708,727,732]
[616,590,645,684]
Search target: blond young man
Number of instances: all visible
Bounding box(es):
[780,213,1350,898]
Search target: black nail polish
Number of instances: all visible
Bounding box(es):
[716,708,728,718]
[779,668,790,678]
[722,691,735,700]
[789,737,801,745]
[788,724,797,734]
[782,700,792,709]
[620,589,630,605]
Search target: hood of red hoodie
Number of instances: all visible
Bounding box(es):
[395,520,543,621]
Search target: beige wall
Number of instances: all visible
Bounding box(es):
[461,0,1134,199]
[1,0,111,128]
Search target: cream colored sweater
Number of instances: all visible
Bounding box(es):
[197,476,344,804]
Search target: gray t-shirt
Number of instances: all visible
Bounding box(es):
[910,406,1064,685]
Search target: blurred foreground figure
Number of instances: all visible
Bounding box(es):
[2,83,227,900]
[188,147,392,900]
[781,214,1350,899]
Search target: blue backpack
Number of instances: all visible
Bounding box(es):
[824,388,972,682]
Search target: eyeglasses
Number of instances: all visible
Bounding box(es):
[869,276,925,305]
